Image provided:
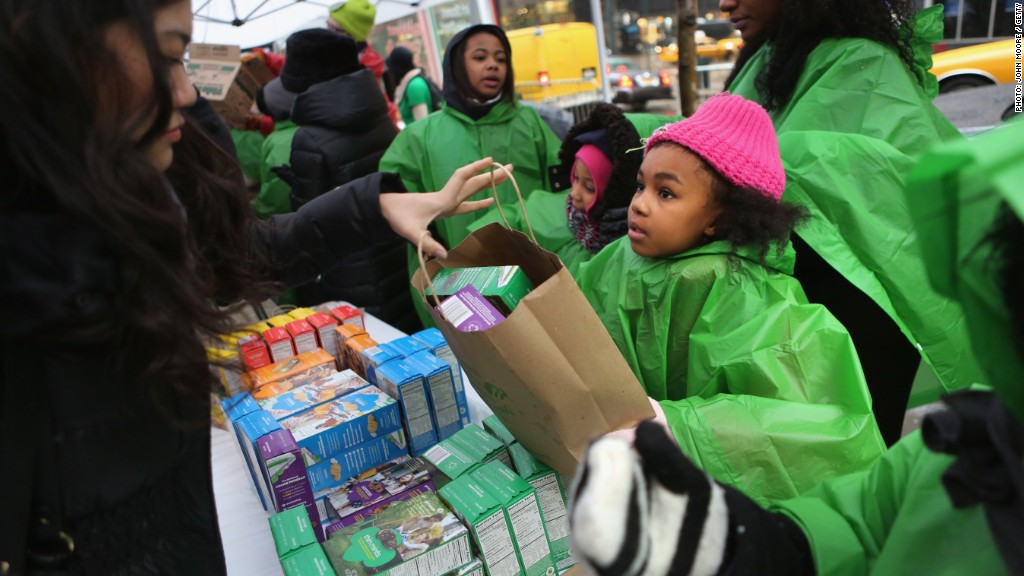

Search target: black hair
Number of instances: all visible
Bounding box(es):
[984,202,1024,354]
[558,103,643,222]
[708,175,808,264]
[724,0,919,112]
[1,0,277,409]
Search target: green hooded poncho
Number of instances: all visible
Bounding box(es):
[727,6,984,402]
[577,237,886,504]
[471,112,673,277]
[770,117,1024,576]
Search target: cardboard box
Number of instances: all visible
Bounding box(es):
[336,324,369,370]
[330,304,365,330]
[446,559,484,576]
[412,328,470,427]
[264,326,297,364]
[323,492,473,576]
[472,462,555,576]
[280,544,335,576]
[507,443,574,572]
[259,369,370,421]
[430,266,534,316]
[404,351,463,441]
[482,415,516,448]
[235,410,282,510]
[186,44,273,128]
[268,505,319,559]
[306,312,340,361]
[257,429,322,541]
[439,475,523,576]
[288,307,319,320]
[238,332,273,372]
[324,455,437,532]
[220,392,261,423]
[245,349,337,399]
[438,286,507,332]
[286,319,320,355]
[303,430,410,495]
[362,345,400,387]
[208,347,245,396]
[376,360,439,456]
[267,313,299,328]
[344,334,378,380]
[280,386,402,460]
[380,336,429,359]
[423,424,510,482]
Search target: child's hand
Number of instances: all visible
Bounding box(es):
[569,421,815,576]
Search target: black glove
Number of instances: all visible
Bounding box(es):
[569,421,815,576]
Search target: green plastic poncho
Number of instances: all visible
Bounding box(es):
[727,5,984,401]
[379,100,560,326]
[577,238,886,504]
[252,119,299,219]
[379,100,560,249]
[469,113,676,277]
[230,128,264,184]
[769,118,1024,576]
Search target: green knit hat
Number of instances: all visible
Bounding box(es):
[329,0,376,42]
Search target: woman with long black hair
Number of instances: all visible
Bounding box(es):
[0,1,505,572]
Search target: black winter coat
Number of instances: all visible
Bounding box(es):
[0,172,404,575]
[288,69,418,332]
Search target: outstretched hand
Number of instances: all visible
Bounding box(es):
[379,157,510,259]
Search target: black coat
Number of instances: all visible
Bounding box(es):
[0,172,403,574]
[287,69,418,332]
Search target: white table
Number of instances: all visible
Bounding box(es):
[212,313,492,575]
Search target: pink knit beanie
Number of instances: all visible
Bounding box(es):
[572,144,613,211]
[644,93,785,201]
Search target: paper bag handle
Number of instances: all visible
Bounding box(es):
[487,162,537,245]
[416,231,446,315]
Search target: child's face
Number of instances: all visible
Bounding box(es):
[628,145,721,258]
[462,32,507,101]
[570,158,597,211]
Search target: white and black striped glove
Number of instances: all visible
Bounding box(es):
[569,421,814,576]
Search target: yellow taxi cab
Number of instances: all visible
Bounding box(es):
[929,39,1016,93]
[655,32,743,63]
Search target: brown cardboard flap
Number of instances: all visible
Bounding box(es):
[413,223,654,475]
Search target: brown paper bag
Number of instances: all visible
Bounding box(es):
[412,169,653,476]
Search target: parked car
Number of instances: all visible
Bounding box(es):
[930,38,1016,93]
[606,57,673,110]
[655,31,743,63]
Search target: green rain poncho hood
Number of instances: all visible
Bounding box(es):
[727,6,984,401]
[473,112,673,277]
[577,238,885,503]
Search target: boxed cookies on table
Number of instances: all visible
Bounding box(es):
[412,328,470,427]
[279,386,402,461]
[263,326,296,363]
[323,455,437,535]
[245,349,337,400]
[322,492,473,575]
[303,430,409,494]
[375,360,439,456]
[257,429,322,540]
[403,351,463,441]
[259,369,370,421]
[304,312,340,362]
[329,304,365,330]
[439,474,522,576]
[286,319,319,355]
[472,461,556,576]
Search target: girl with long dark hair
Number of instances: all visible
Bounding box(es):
[0,1,506,572]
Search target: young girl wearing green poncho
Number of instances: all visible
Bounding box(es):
[576,93,885,504]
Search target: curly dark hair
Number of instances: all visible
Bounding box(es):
[557,103,645,222]
[725,0,920,111]
[1,0,277,409]
[706,167,808,264]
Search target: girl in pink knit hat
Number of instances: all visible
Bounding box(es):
[576,92,885,506]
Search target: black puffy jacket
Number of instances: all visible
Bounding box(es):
[288,69,418,332]
[0,173,405,575]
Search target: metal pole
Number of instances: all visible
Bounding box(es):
[677,0,698,115]
[589,0,614,102]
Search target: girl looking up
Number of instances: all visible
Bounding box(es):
[577,94,885,503]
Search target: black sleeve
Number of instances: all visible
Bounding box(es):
[253,171,405,290]
[288,128,327,210]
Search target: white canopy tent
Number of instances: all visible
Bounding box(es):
[192,0,492,49]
